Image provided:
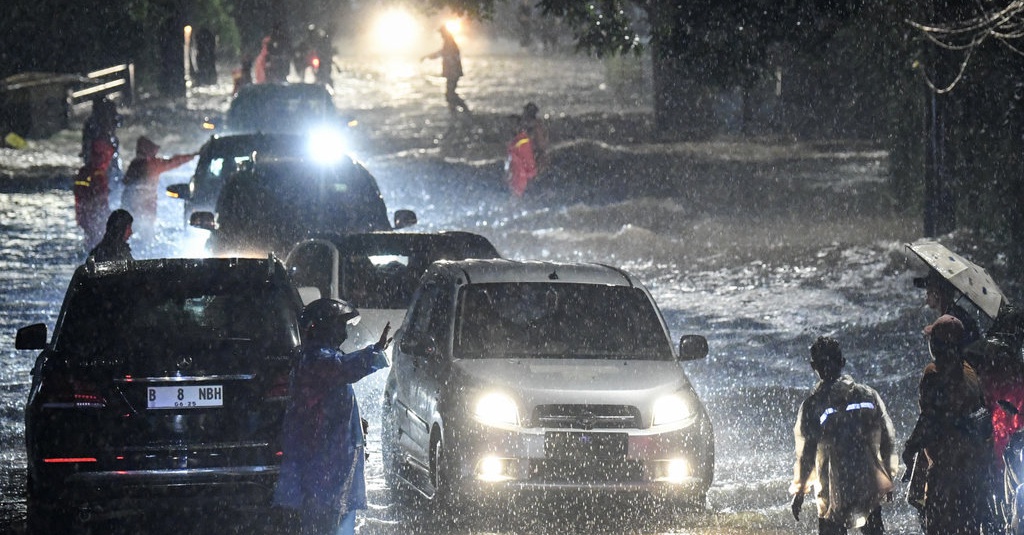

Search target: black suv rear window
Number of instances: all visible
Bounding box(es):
[55,273,298,363]
[454,283,673,360]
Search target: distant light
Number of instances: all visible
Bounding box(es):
[372,8,422,55]
[444,19,462,39]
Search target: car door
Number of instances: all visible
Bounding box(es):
[284,239,339,304]
[394,278,451,466]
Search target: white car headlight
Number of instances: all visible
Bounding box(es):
[474,392,520,427]
[652,394,696,428]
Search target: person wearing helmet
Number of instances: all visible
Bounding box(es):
[274,298,391,535]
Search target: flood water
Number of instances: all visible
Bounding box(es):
[0,48,961,534]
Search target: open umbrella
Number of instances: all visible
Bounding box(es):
[906,241,1008,319]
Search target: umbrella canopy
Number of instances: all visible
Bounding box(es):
[906,241,1007,319]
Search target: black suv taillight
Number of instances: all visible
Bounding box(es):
[37,373,107,409]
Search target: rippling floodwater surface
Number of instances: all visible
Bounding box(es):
[0,51,958,534]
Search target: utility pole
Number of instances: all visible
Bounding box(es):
[922,0,957,237]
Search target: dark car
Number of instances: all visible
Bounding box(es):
[190,153,416,256]
[284,231,501,352]
[166,132,328,228]
[382,260,714,516]
[215,82,354,136]
[16,257,303,532]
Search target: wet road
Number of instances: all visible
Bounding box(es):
[0,51,944,534]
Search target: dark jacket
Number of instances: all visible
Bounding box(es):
[87,209,133,263]
[273,344,388,513]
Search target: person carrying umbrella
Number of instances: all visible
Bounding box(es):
[914,271,981,349]
[903,314,995,535]
[906,241,1011,532]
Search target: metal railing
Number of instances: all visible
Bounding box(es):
[70,63,135,107]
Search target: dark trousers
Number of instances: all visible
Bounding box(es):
[819,507,884,535]
[445,77,468,112]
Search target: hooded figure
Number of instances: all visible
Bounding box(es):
[73,106,119,248]
[903,314,995,535]
[87,209,133,263]
[120,136,196,246]
[505,115,537,198]
[274,299,391,535]
[791,336,898,534]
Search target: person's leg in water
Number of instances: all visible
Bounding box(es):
[445,77,469,113]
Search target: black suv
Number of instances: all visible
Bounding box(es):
[166,132,320,229]
[191,154,416,256]
[16,257,303,532]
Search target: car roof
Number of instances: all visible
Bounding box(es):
[78,256,287,282]
[430,259,640,287]
[233,82,334,100]
[204,132,307,147]
[296,231,500,257]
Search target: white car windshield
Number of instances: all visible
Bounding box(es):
[454,283,674,360]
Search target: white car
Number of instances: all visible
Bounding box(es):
[382,259,714,514]
[283,231,500,354]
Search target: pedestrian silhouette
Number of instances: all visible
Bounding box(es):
[422,26,468,114]
[903,314,995,535]
[87,209,134,263]
[791,336,898,534]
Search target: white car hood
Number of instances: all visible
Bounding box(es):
[452,358,694,409]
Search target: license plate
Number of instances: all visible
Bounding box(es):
[544,431,628,460]
[147,385,223,409]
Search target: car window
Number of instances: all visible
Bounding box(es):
[341,254,416,309]
[288,242,335,298]
[454,283,674,360]
[403,283,450,353]
[228,87,336,132]
[214,160,391,251]
[55,275,299,370]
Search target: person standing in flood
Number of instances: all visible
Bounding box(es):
[790,336,898,535]
[903,314,994,535]
[73,106,119,249]
[120,137,197,247]
[273,299,391,535]
[422,25,469,114]
[521,102,549,173]
[505,114,537,199]
[80,97,123,206]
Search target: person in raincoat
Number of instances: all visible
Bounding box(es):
[521,102,549,173]
[119,136,197,246]
[422,26,468,114]
[790,336,898,535]
[73,109,118,249]
[273,298,391,535]
[504,114,537,199]
[86,209,133,263]
[80,97,123,204]
[903,314,995,535]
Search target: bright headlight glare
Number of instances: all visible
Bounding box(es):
[307,127,346,163]
[652,394,695,427]
[474,392,519,427]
